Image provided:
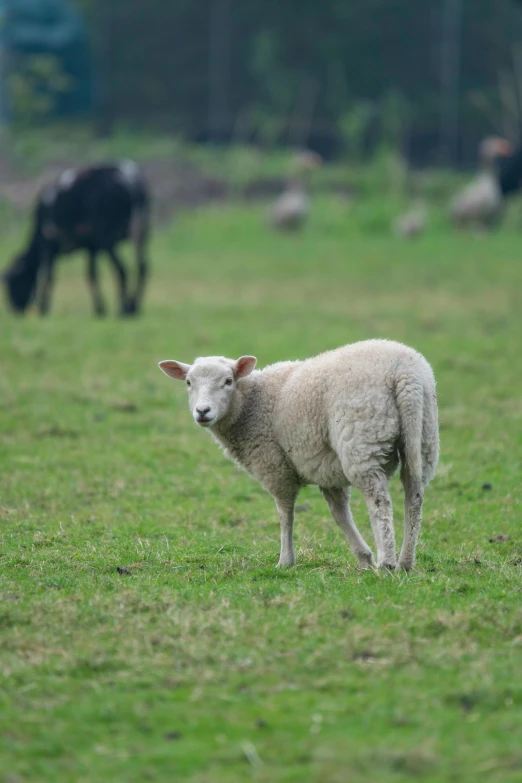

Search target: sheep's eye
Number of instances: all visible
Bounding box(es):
[186,380,191,387]
[225,378,233,386]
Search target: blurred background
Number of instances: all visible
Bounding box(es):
[2,1,522,251]
[1,1,522,163]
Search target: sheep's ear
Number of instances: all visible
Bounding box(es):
[158,360,191,380]
[234,356,257,378]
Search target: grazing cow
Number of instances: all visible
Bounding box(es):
[2,161,150,316]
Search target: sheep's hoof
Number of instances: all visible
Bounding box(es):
[378,561,397,571]
[397,560,414,572]
[276,558,295,568]
[357,551,376,569]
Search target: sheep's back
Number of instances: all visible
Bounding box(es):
[269,340,433,485]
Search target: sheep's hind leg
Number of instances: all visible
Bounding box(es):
[321,486,375,568]
[107,248,130,316]
[359,473,397,569]
[398,462,424,571]
[128,215,149,314]
[274,495,297,567]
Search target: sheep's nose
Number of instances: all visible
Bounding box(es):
[196,406,211,416]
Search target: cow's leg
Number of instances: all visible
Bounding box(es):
[86,251,106,316]
[107,249,129,316]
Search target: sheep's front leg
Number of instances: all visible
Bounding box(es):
[321,486,375,568]
[37,253,56,315]
[86,251,106,316]
[274,496,296,567]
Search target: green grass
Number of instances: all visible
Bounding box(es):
[1,197,522,782]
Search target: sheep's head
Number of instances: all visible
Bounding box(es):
[159,355,257,427]
[2,253,39,312]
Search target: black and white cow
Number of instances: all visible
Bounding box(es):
[2,162,150,316]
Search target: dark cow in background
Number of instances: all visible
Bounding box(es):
[2,162,150,316]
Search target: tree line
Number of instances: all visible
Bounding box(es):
[75,0,522,163]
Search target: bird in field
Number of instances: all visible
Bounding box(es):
[393,199,428,239]
[268,150,322,231]
[449,136,513,231]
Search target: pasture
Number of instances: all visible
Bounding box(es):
[1,197,521,782]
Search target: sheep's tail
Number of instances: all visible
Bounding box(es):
[396,368,439,486]
[420,384,439,485]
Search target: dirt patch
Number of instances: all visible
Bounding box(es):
[0,154,230,222]
[0,152,357,224]
[142,158,229,222]
[0,156,68,213]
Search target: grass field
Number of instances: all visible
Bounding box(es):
[1,197,522,782]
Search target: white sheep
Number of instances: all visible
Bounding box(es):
[159,339,439,570]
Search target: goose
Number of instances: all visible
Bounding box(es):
[268,151,322,231]
[449,136,513,231]
[393,199,428,239]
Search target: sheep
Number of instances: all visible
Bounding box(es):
[159,339,439,570]
[2,161,150,316]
